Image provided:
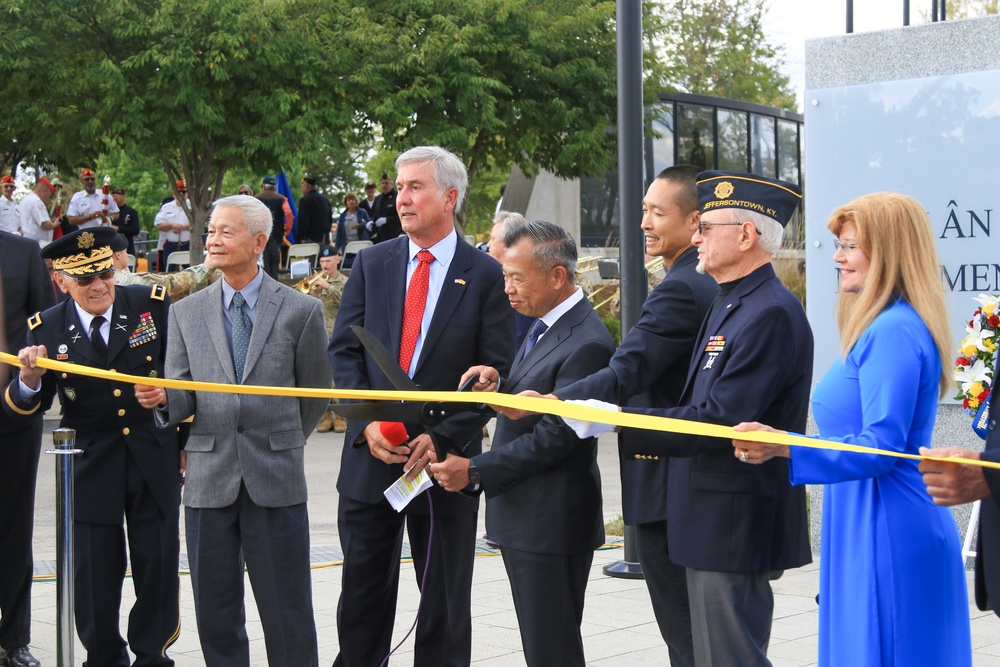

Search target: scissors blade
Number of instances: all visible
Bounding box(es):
[330,402,426,423]
[350,325,419,391]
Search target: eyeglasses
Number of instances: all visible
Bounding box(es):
[63,268,115,286]
[178,189,187,194]
[831,237,860,253]
[697,221,761,236]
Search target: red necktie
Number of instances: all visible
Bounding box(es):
[399,249,434,374]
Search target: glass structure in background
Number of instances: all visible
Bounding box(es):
[580,92,804,248]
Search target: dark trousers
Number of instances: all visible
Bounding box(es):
[262,239,282,279]
[0,417,42,650]
[75,449,180,667]
[636,520,695,667]
[687,568,783,667]
[334,495,477,667]
[185,484,317,667]
[501,546,593,667]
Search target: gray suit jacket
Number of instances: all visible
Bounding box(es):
[160,271,331,508]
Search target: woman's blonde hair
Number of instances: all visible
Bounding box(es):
[828,192,953,397]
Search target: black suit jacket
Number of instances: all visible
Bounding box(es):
[297,189,333,244]
[976,388,1000,614]
[0,231,54,432]
[556,247,717,524]
[625,263,813,573]
[4,285,180,524]
[369,189,402,243]
[329,234,515,515]
[477,297,614,555]
[116,204,142,256]
[0,230,54,352]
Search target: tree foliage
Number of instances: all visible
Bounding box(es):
[346,0,623,225]
[656,0,797,110]
[922,0,999,19]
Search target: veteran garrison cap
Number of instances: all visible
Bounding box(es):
[696,170,802,227]
[42,227,118,278]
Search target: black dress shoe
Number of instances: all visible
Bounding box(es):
[2,646,41,667]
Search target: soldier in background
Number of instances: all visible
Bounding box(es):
[110,187,141,256]
[308,246,348,433]
[113,235,220,302]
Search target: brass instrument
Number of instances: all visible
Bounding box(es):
[297,270,328,293]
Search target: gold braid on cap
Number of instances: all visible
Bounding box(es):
[53,247,114,276]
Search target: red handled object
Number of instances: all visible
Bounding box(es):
[380,421,409,446]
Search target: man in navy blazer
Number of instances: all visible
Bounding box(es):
[555,165,717,667]
[921,391,1000,618]
[328,146,514,667]
[0,229,54,667]
[566,171,813,667]
[433,220,614,666]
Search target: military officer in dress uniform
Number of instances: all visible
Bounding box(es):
[5,227,181,667]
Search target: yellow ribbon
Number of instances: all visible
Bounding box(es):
[3,351,997,470]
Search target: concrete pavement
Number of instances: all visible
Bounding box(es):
[22,421,1000,666]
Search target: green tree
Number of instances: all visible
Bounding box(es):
[30,0,360,262]
[0,1,102,176]
[656,0,797,110]
[921,0,998,19]
[347,0,624,229]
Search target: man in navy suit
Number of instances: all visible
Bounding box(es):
[921,403,1000,618]
[566,171,813,667]
[432,220,614,666]
[328,146,514,667]
[554,165,717,667]
[0,229,54,667]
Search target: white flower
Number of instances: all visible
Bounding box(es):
[973,293,1000,315]
[954,358,993,394]
[963,317,996,352]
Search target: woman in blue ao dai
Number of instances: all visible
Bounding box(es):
[733,192,971,666]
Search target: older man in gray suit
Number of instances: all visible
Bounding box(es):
[136,195,331,667]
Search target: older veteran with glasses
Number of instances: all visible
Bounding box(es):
[6,227,181,667]
[564,171,813,667]
[734,192,972,667]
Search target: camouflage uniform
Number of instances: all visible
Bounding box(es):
[115,264,222,302]
[308,270,349,432]
[308,270,349,334]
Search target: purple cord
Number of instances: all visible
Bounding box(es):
[380,490,434,667]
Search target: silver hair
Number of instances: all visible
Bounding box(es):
[503,219,577,277]
[491,211,527,246]
[395,146,468,210]
[211,194,272,237]
[722,208,784,255]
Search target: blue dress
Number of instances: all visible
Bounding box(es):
[790,301,971,666]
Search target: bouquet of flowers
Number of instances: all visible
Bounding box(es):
[954,293,999,417]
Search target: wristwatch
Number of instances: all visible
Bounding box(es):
[465,459,481,491]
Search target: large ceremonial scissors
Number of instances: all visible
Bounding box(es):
[331,325,492,461]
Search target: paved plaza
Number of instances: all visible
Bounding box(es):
[22,418,1000,666]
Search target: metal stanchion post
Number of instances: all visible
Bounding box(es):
[604,0,645,581]
[47,428,81,667]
